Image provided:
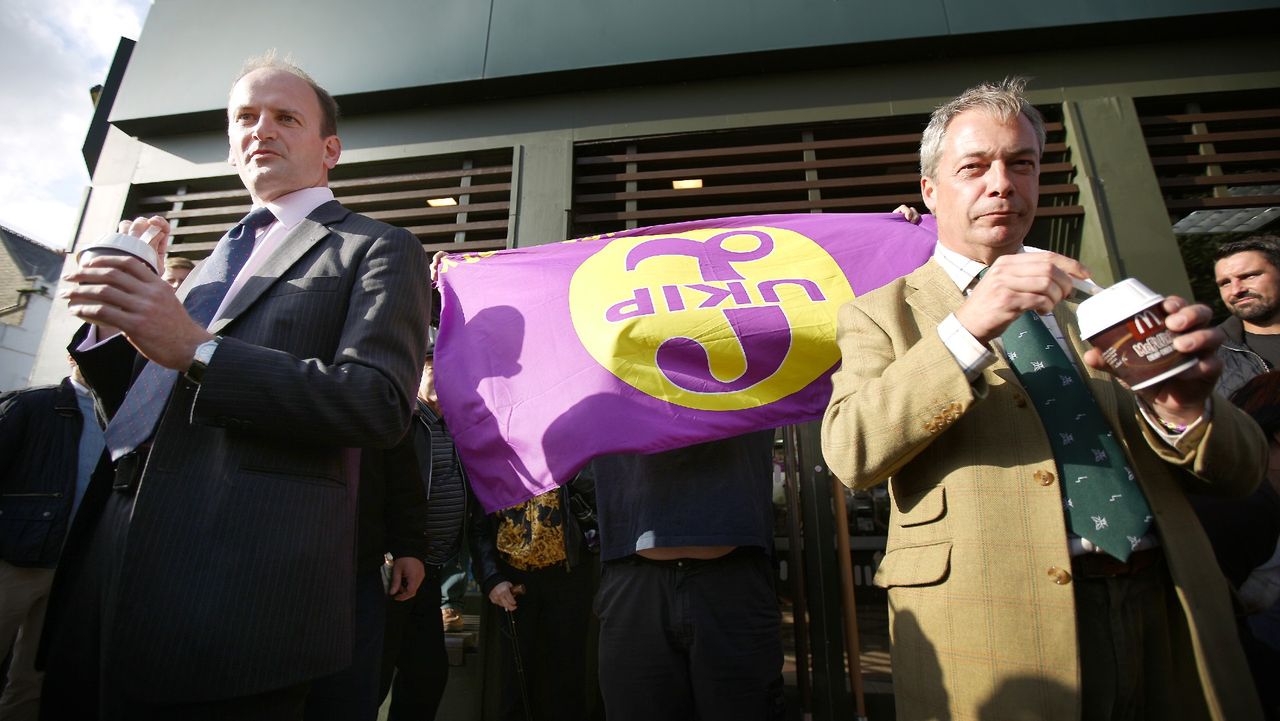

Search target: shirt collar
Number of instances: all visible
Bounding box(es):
[261,186,336,231]
[931,241,1047,292]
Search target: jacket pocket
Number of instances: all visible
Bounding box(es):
[874,541,951,588]
[894,485,946,528]
[266,275,341,297]
[0,495,62,565]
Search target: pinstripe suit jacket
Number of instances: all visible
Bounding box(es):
[821,259,1265,721]
[60,201,432,703]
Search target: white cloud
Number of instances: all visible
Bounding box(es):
[0,0,148,248]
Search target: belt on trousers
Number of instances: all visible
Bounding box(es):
[620,545,763,570]
[1071,547,1161,579]
[112,444,151,494]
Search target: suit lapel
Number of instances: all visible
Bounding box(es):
[904,259,965,326]
[209,201,349,335]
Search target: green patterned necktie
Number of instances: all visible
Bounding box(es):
[1000,309,1152,561]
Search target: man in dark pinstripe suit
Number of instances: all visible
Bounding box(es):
[43,56,432,720]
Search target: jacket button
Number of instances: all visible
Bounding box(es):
[1048,566,1072,585]
[42,511,52,518]
[1033,470,1055,486]
[1013,393,1027,408]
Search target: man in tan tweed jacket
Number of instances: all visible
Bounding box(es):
[821,79,1266,721]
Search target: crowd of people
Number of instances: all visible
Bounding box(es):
[0,57,1277,721]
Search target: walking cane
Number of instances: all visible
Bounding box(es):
[505,584,533,721]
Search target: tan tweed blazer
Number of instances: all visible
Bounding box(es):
[821,259,1265,721]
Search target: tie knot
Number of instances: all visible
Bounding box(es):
[239,206,276,232]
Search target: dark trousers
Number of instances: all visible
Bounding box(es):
[380,566,448,721]
[595,548,784,721]
[497,561,595,721]
[40,492,310,721]
[1074,553,1206,721]
[304,567,387,721]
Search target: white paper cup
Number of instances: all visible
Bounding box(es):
[1078,278,1196,390]
[76,232,159,273]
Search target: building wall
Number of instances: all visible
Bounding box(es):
[30,16,1280,384]
[1,291,55,390]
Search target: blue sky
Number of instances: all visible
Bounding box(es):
[0,0,150,250]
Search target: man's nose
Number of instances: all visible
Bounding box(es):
[251,116,276,140]
[986,162,1015,197]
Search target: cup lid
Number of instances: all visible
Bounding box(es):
[77,232,159,273]
[1077,278,1164,340]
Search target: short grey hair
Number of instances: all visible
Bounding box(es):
[230,49,340,138]
[919,77,1045,180]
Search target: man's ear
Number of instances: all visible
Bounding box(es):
[920,175,937,214]
[323,136,341,170]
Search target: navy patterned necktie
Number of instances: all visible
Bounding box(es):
[1000,309,1153,561]
[104,207,276,460]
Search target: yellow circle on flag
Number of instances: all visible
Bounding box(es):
[568,226,855,411]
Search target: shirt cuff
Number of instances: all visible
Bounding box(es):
[938,313,997,382]
[1136,396,1211,453]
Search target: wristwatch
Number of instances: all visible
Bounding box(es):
[185,337,221,385]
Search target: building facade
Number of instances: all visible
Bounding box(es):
[31,1,1280,717]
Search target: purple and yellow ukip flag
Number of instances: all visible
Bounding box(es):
[437,212,937,512]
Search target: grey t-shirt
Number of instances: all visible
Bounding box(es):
[1243,331,1280,371]
[591,429,776,563]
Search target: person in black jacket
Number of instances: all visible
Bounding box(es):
[0,360,104,720]
[378,351,467,721]
[1214,236,1280,399]
[305,394,430,721]
[469,469,598,721]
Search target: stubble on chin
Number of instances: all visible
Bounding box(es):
[1233,298,1280,323]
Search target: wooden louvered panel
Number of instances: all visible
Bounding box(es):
[1138,91,1280,222]
[571,108,1081,255]
[125,149,516,259]
[575,124,1065,166]
[576,187,1082,223]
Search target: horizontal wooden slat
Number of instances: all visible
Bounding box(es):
[576,197,1082,223]
[577,133,924,166]
[578,181,1077,205]
[576,146,1070,185]
[336,183,511,207]
[419,239,508,253]
[576,122,1066,166]
[578,174,916,203]
[1164,194,1280,211]
[1144,128,1280,147]
[137,188,250,206]
[156,183,513,221]
[328,166,512,190]
[1140,108,1280,126]
[1157,171,1280,188]
[366,201,509,222]
[404,220,509,236]
[1149,150,1280,167]
[136,166,512,205]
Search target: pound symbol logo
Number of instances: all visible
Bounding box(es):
[569,226,853,411]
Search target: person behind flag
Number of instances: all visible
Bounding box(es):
[44,53,431,719]
[821,78,1266,721]
[590,430,784,721]
[467,469,598,721]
